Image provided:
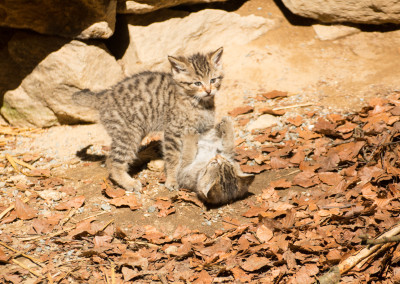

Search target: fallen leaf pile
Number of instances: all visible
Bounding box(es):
[1,92,400,283]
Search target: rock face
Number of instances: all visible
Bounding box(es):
[117,0,226,14]
[1,33,124,127]
[0,0,117,39]
[282,0,400,24]
[119,9,274,75]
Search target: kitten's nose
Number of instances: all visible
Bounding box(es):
[204,87,211,95]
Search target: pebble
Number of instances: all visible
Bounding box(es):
[101,204,111,211]
[147,206,156,213]
[247,114,280,131]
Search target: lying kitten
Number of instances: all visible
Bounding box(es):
[177,117,254,205]
[73,48,224,191]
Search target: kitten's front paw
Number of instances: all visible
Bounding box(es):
[111,175,142,192]
[217,117,233,134]
[165,177,179,191]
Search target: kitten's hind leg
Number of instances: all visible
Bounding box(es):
[216,116,235,154]
[107,134,143,192]
[163,132,183,191]
[180,133,199,169]
[107,158,142,192]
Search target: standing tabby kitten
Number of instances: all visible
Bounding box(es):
[73,48,224,191]
[177,117,254,205]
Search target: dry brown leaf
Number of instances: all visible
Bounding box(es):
[117,251,148,270]
[240,164,270,174]
[103,182,125,198]
[297,128,322,140]
[93,235,112,250]
[0,248,10,263]
[290,150,306,164]
[240,254,271,272]
[174,191,204,208]
[270,157,291,169]
[109,195,141,210]
[270,178,292,189]
[228,105,253,117]
[142,225,172,244]
[155,198,175,217]
[259,107,286,116]
[318,172,343,186]
[193,270,213,284]
[261,90,288,99]
[287,115,303,127]
[256,225,273,243]
[231,267,253,282]
[15,198,37,220]
[314,117,337,135]
[292,171,319,188]
[55,195,85,210]
[242,206,267,218]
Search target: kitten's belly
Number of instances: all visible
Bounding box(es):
[196,137,222,163]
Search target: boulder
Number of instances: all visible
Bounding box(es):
[1,33,124,127]
[0,0,117,39]
[117,0,226,14]
[281,0,400,24]
[312,24,360,41]
[118,9,274,75]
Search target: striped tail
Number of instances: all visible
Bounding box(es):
[72,89,100,108]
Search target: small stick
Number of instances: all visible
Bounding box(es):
[100,266,110,284]
[360,234,400,245]
[278,169,300,178]
[12,259,42,278]
[59,208,76,227]
[356,242,393,270]
[73,211,109,223]
[0,240,43,267]
[222,219,239,227]
[12,157,36,170]
[56,266,79,283]
[127,240,160,248]
[99,219,114,232]
[20,225,77,241]
[0,197,29,221]
[110,261,116,284]
[5,154,20,173]
[272,103,314,111]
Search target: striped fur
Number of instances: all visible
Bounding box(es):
[177,117,254,205]
[73,47,224,191]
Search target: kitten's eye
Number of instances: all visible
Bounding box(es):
[210,78,217,84]
[193,82,202,86]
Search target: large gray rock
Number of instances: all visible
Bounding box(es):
[118,9,274,75]
[0,0,117,39]
[117,0,226,14]
[1,33,124,127]
[282,0,400,24]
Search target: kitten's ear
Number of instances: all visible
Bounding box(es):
[209,47,223,68]
[168,56,188,74]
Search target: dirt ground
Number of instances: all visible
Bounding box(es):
[2,0,400,283]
